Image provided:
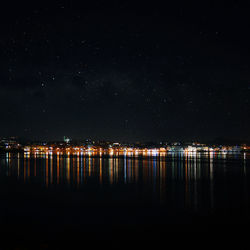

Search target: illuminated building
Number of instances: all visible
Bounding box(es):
[63,136,71,144]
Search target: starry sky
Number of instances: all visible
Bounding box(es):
[0,1,249,142]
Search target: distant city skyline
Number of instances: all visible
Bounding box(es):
[1,134,250,145]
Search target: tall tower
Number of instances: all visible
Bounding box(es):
[63,136,71,143]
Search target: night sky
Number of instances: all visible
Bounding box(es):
[0,1,249,142]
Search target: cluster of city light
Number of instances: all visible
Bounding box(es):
[23,146,169,157]
[22,144,245,158]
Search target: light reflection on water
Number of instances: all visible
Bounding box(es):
[1,152,249,211]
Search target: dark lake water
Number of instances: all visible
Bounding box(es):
[0,152,250,247]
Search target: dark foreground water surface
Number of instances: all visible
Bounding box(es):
[0,152,250,248]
